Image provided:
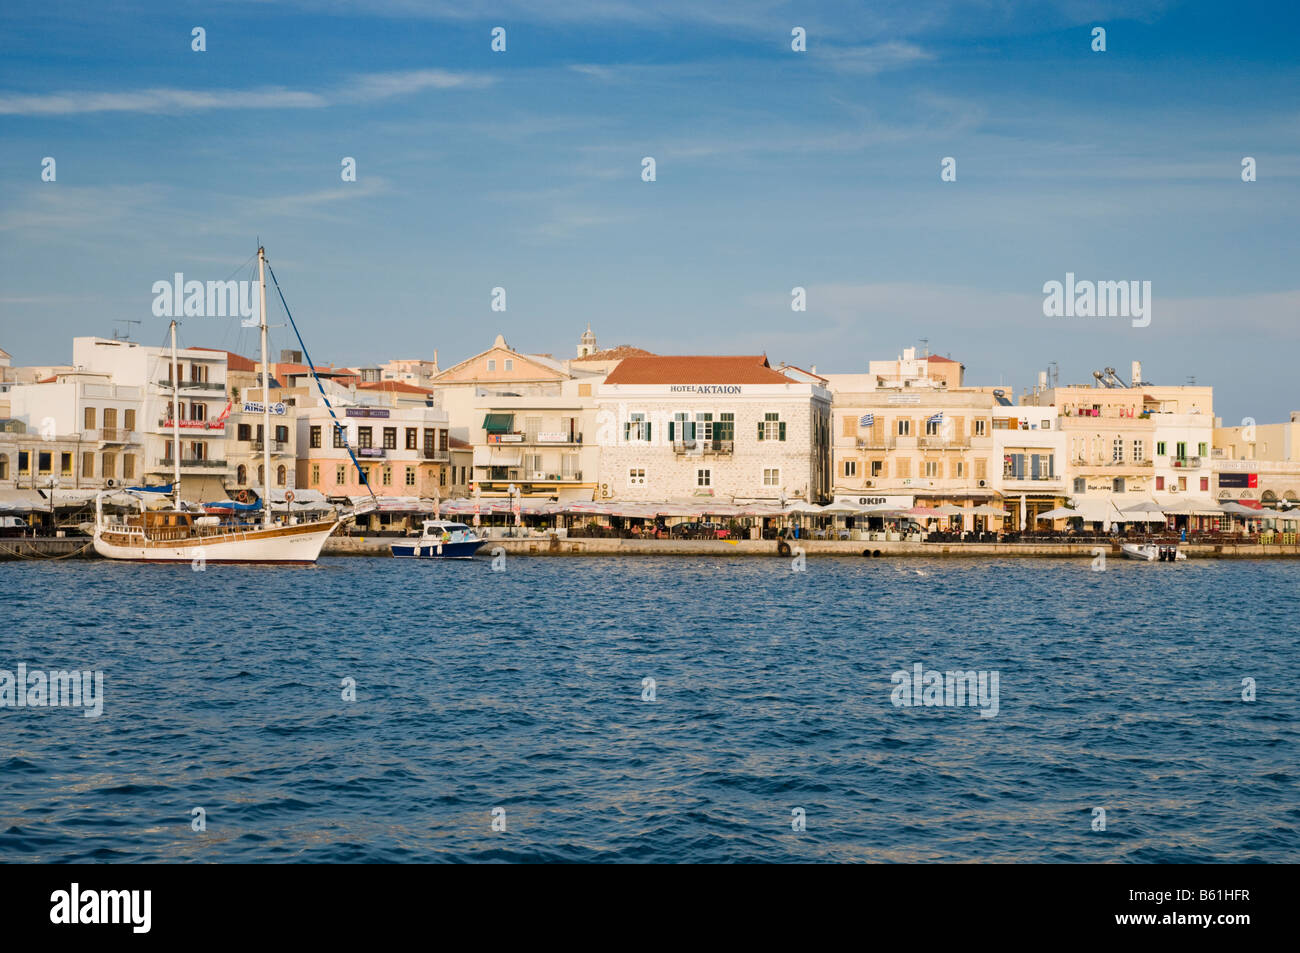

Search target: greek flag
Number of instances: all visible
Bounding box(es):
[859,413,874,427]
[927,412,944,425]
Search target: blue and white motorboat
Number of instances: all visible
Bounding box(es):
[390,520,487,559]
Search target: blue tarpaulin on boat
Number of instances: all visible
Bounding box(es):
[201,499,261,511]
[127,484,174,494]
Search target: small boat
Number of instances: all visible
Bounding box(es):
[1121,542,1186,562]
[391,520,487,559]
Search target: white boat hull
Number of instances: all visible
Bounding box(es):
[1121,542,1186,562]
[93,519,338,564]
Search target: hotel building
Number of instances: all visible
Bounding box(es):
[594,355,831,504]
[1213,411,1300,509]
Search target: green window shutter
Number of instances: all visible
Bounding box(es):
[757,422,764,441]
[645,423,651,442]
[668,421,675,441]
[624,422,630,441]
[779,421,787,441]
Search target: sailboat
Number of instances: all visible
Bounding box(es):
[93,246,369,563]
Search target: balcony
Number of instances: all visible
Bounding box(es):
[355,447,386,459]
[87,428,139,444]
[672,439,734,455]
[422,449,451,462]
[158,458,227,469]
[855,436,896,450]
[251,440,289,453]
[918,435,970,449]
[158,379,225,392]
[157,419,226,432]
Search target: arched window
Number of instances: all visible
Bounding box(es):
[277,465,286,486]
[258,465,265,485]
[236,464,247,485]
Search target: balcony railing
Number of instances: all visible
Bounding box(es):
[672,439,734,455]
[87,428,138,444]
[855,436,896,450]
[422,449,451,462]
[158,458,227,469]
[918,435,971,449]
[159,379,225,391]
[251,440,288,452]
[157,419,226,431]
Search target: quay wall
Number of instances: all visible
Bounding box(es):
[322,535,1300,559]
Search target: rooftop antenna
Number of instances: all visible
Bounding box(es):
[112,319,141,341]
[1048,361,1059,388]
[919,337,929,358]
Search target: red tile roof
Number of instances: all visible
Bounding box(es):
[356,381,434,395]
[193,348,256,373]
[572,345,656,363]
[927,354,959,363]
[448,436,472,449]
[604,355,790,385]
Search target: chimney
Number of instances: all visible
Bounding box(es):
[1038,370,1047,391]
[1131,360,1142,387]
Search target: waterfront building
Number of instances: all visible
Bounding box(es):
[1022,361,1216,524]
[6,370,144,492]
[68,337,230,499]
[595,355,831,505]
[990,408,1069,530]
[470,379,601,501]
[294,399,451,502]
[824,348,1011,528]
[1213,411,1300,508]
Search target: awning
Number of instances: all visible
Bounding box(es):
[483,413,514,434]
[555,486,594,503]
[178,474,228,503]
[0,489,48,512]
[489,450,521,467]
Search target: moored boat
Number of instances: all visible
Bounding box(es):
[390,520,487,559]
[1121,542,1186,562]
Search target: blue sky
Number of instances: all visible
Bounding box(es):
[1,0,1297,422]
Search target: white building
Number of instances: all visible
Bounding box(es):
[595,355,831,504]
[71,336,231,497]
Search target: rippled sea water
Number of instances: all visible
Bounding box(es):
[1,555,1297,863]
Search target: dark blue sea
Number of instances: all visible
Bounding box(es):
[1,556,1296,863]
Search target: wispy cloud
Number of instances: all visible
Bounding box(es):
[0,69,492,116]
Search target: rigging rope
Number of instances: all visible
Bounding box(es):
[263,259,377,507]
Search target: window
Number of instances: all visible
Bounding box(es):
[628,468,646,486]
[311,464,320,486]
[191,402,206,422]
[101,453,116,478]
[1198,443,1208,457]
[524,453,542,475]
[697,413,714,441]
[258,465,265,484]
[504,359,513,372]
[487,359,496,372]
[843,459,857,478]
[1133,439,1144,462]
[896,457,911,478]
[1156,441,1166,456]
[382,466,392,486]
[405,428,418,450]
[439,430,448,452]
[82,452,93,478]
[357,427,373,449]
[625,413,651,442]
[336,464,347,484]
[310,426,322,448]
[1177,476,1187,491]
[716,413,735,442]
[405,467,415,486]
[925,418,941,436]
[758,412,785,441]
[424,429,435,454]
[60,452,72,476]
[924,461,939,478]
[1074,477,1086,493]
[124,409,135,431]
[383,427,397,450]
[38,452,52,474]
[897,418,911,436]
[123,454,135,480]
[84,407,95,430]
[439,468,446,487]
[103,408,117,430]
[1200,477,1210,492]
[277,464,287,486]
[1155,476,1165,490]
[237,464,248,484]
[238,423,252,442]
[1112,438,1124,462]
[842,416,857,437]
[1040,420,1051,430]
[275,425,289,443]
[0,457,7,480]
[333,425,346,449]
[763,468,780,487]
[696,468,712,487]
[1175,441,1187,461]
[871,460,883,477]
[954,460,964,478]
[974,419,986,436]
[670,412,692,443]
[1113,478,1126,493]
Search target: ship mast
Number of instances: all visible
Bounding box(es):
[259,246,272,529]
[170,320,181,509]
